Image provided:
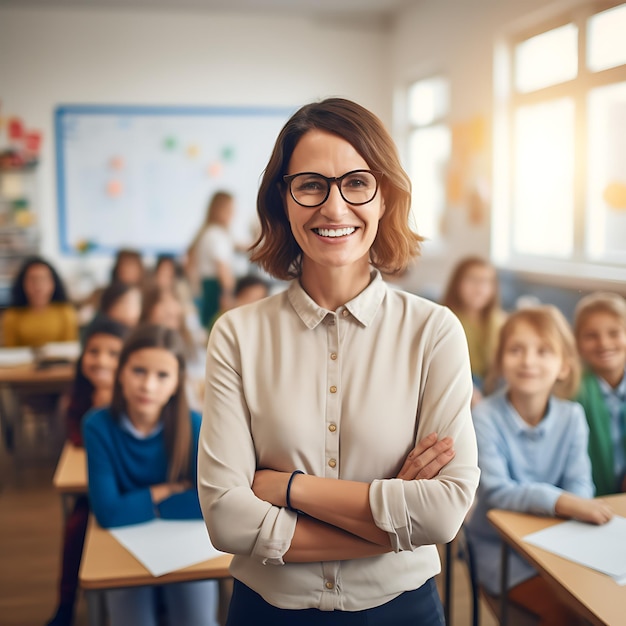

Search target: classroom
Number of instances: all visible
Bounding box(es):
[1,0,625,625]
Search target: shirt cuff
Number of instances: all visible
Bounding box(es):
[251,506,298,566]
[369,478,413,552]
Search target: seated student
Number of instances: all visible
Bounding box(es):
[441,256,506,405]
[46,317,130,626]
[96,282,142,329]
[110,248,145,286]
[83,324,218,626]
[206,274,270,334]
[2,256,78,347]
[466,306,613,626]
[139,284,205,411]
[574,292,626,495]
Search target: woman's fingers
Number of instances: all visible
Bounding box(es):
[396,434,455,480]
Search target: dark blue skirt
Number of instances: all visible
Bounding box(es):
[226,577,445,626]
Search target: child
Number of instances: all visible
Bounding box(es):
[46,316,130,626]
[139,285,205,411]
[466,306,613,625]
[574,292,626,495]
[3,255,78,347]
[82,324,218,626]
[442,256,506,404]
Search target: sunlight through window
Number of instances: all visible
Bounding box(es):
[587,4,626,72]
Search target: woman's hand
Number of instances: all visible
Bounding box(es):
[555,493,613,525]
[252,469,291,507]
[396,432,455,480]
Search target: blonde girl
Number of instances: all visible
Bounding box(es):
[466,306,612,626]
[83,324,217,626]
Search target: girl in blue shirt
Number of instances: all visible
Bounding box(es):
[83,324,218,626]
[466,306,613,626]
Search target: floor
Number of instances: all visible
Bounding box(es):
[0,415,499,626]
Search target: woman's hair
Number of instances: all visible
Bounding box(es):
[10,256,69,307]
[110,324,192,482]
[486,305,581,399]
[187,191,234,255]
[66,316,130,446]
[250,98,423,279]
[573,291,626,339]
[110,248,144,284]
[442,256,500,321]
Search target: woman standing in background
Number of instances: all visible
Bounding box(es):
[185,191,237,328]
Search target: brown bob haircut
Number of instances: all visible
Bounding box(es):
[110,324,192,482]
[250,98,423,280]
[486,305,581,399]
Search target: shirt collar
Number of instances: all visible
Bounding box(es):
[503,391,552,438]
[287,268,387,330]
[121,413,163,439]
[596,368,626,400]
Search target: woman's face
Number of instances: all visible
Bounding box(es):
[23,263,56,308]
[155,260,176,289]
[284,130,385,275]
[81,333,123,390]
[116,258,143,285]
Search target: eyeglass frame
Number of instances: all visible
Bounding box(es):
[282,169,383,208]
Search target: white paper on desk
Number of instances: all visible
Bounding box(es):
[524,515,626,584]
[0,347,34,367]
[109,519,225,577]
[38,341,81,361]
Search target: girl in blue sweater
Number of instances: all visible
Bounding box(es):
[83,324,218,626]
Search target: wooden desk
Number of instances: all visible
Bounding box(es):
[80,516,233,626]
[488,493,626,626]
[53,441,87,520]
[0,362,74,453]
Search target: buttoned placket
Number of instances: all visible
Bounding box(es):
[320,308,342,609]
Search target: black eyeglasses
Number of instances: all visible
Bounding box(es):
[283,169,382,208]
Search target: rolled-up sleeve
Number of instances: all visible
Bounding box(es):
[198,315,297,564]
[369,309,480,549]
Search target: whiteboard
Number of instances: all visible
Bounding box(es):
[54,105,294,255]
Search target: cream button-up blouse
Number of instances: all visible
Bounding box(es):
[198,270,479,611]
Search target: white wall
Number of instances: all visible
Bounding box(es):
[0,6,390,289]
[388,0,577,297]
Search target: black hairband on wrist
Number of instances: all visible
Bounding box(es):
[286,469,305,514]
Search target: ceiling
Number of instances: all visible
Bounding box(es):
[0,0,415,26]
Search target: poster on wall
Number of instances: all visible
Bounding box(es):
[54,104,294,255]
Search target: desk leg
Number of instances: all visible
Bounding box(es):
[85,589,105,626]
[499,542,509,626]
[60,493,74,524]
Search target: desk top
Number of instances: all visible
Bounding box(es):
[0,362,75,385]
[488,493,626,626]
[53,442,87,494]
[79,516,233,590]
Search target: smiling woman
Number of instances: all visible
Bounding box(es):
[198,98,480,626]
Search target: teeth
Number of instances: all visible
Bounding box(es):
[314,227,356,238]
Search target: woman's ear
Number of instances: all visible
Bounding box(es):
[557,360,571,382]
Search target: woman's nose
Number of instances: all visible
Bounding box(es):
[319,184,349,219]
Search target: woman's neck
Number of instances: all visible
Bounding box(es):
[507,389,550,427]
[91,387,113,408]
[299,260,371,311]
[126,407,161,435]
[596,367,625,390]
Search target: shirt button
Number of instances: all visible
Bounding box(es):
[325,581,334,589]
[328,423,337,433]
[342,309,349,317]
[330,386,337,393]
[328,458,337,468]
[330,353,337,360]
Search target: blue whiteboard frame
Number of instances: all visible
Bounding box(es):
[54,104,295,256]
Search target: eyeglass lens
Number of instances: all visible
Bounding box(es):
[289,171,378,207]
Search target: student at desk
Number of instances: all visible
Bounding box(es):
[466,307,613,626]
[46,316,130,626]
[83,324,218,626]
[2,255,78,347]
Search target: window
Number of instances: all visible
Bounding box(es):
[493,2,626,280]
[406,76,451,242]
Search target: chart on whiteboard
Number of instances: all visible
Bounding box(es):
[55,106,292,255]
